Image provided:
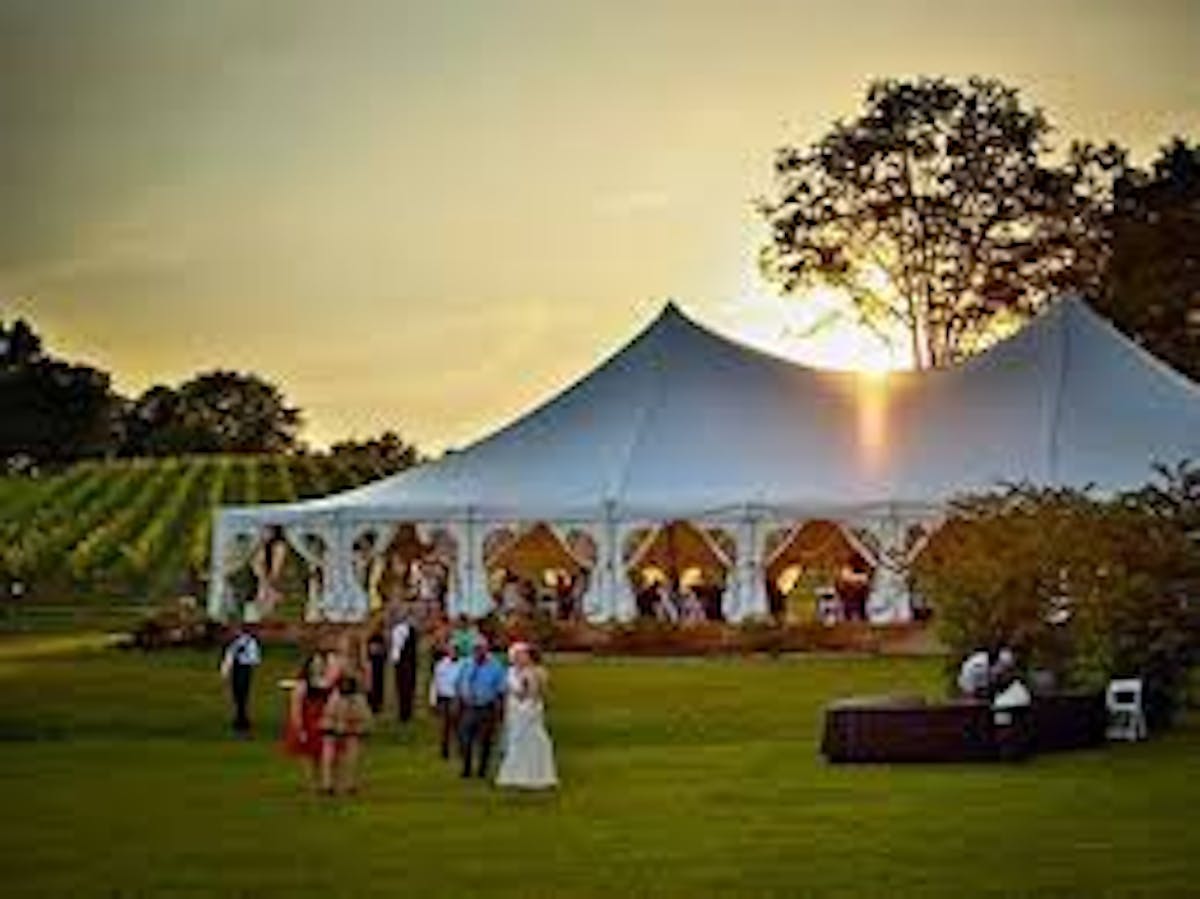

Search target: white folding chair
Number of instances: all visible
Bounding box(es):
[1106,678,1147,741]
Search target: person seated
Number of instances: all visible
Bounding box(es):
[635,585,659,619]
[519,580,538,615]
[837,564,870,621]
[990,647,1016,690]
[698,584,724,622]
[413,558,444,609]
[992,677,1032,710]
[991,669,1032,734]
[678,587,707,626]
[957,649,992,699]
[499,575,523,615]
[815,587,842,626]
[653,585,679,624]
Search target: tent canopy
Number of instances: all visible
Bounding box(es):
[223,296,1200,528]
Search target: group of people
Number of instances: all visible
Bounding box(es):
[957,645,1032,710]
[218,613,558,797]
[429,633,557,786]
[635,581,719,624]
[494,571,585,621]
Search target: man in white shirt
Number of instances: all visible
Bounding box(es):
[219,626,262,736]
[429,643,463,758]
[390,615,419,724]
[957,650,991,699]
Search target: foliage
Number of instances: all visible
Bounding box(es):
[914,484,1199,727]
[327,430,421,473]
[1125,460,1200,538]
[1093,138,1200,382]
[758,76,1122,367]
[122,371,302,456]
[1,317,321,462]
[0,317,122,464]
[127,595,220,649]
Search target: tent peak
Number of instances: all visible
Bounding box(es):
[656,298,689,321]
[644,298,713,342]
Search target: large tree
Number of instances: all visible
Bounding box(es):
[1093,139,1200,382]
[0,317,121,465]
[122,371,302,455]
[759,77,1121,368]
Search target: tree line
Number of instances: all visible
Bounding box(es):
[759,76,1199,375]
[0,319,420,474]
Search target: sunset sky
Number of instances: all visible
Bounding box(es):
[1,0,1197,450]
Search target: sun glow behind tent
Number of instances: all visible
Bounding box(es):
[211,297,1200,623]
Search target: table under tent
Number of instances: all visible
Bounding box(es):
[208,296,1200,625]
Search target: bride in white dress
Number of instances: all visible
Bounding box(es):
[496,643,558,790]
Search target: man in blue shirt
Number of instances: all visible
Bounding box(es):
[456,636,506,778]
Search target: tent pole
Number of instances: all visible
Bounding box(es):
[207,510,226,621]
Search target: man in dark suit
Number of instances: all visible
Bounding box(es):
[390,614,419,723]
[219,625,261,736]
[366,628,388,715]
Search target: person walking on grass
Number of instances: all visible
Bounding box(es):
[318,670,372,796]
[456,637,506,779]
[366,628,388,715]
[283,647,335,789]
[390,613,419,723]
[495,642,558,790]
[219,625,262,736]
[429,641,463,759]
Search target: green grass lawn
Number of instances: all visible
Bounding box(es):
[1,635,1198,898]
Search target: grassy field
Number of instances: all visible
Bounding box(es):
[1,635,1198,898]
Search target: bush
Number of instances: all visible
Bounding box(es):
[914,483,1199,727]
[128,596,220,650]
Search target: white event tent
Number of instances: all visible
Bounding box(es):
[208,296,1200,625]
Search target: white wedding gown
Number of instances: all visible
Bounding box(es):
[496,667,558,790]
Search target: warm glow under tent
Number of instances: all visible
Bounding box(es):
[209,296,1200,625]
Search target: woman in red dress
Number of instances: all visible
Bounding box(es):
[285,633,369,788]
[284,650,334,785]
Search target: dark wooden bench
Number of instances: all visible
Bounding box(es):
[821,692,1104,763]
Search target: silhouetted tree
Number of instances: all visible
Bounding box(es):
[759,77,1123,367]
[0,319,44,367]
[328,430,421,475]
[123,371,302,455]
[1093,139,1200,382]
[0,318,121,464]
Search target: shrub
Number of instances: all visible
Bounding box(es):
[914,484,1199,727]
[128,596,220,650]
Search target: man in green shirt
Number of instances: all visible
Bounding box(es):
[450,614,480,659]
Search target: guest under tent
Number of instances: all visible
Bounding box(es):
[765,520,866,623]
[484,522,588,620]
[208,297,1200,625]
[626,521,731,622]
